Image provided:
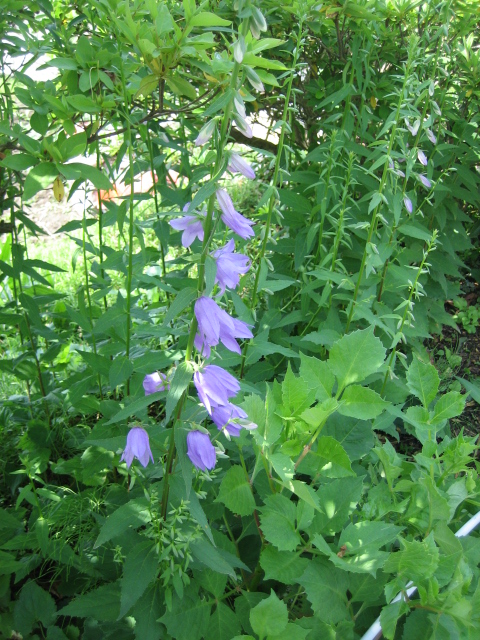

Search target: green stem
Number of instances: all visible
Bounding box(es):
[96,140,108,311]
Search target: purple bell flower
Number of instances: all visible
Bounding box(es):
[169,204,205,248]
[193,365,240,414]
[234,114,253,138]
[419,174,432,189]
[120,427,154,468]
[417,150,428,166]
[211,403,258,437]
[186,430,216,470]
[143,372,169,395]
[195,120,215,146]
[194,296,253,358]
[216,189,255,240]
[405,118,420,136]
[426,129,437,145]
[228,153,255,180]
[403,196,413,214]
[211,239,251,295]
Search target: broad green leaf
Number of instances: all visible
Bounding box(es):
[406,357,440,407]
[0,153,38,171]
[160,586,210,640]
[267,623,309,640]
[300,398,339,429]
[456,377,480,404]
[339,521,402,554]
[134,585,165,640]
[217,465,256,516]
[162,287,197,326]
[313,533,389,576]
[282,363,316,415]
[250,590,288,639]
[300,436,354,478]
[299,353,335,402]
[328,329,386,392]
[165,361,194,424]
[189,11,231,27]
[312,477,364,536]
[109,356,133,388]
[120,541,158,617]
[23,163,58,200]
[243,53,287,70]
[383,533,439,583]
[106,391,164,424]
[260,494,300,551]
[58,162,111,189]
[260,547,308,585]
[431,391,465,425]
[13,581,56,636]
[206,602,241,640]
[166,74,197,100]
[338,385,388,419]
[298,558,349,623]
[58,582,120,621]
[190,538,247,577]
[380,600,409,640]
[94,498,151,547]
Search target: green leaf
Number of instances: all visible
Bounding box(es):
[267,623,309,640]
[94,498,151,547]
[298,558,349,624]
[160,586,211,640]
[456,377,480,404]
[120,541,158,617]
[282,363,316,415]
[380,600,409,640]
[166,74,197,100]
[299,353,335,402]
[162,287,197,326]
[58,162,111,189]
[383,533,439,583]
[206,602,241,640]
[339,521,402,554]
[338,385,388,419]
[134,585,165,640]
[165,361,194,424]
[109,356,133,389]
[406,357,440,407]
[260,494,301,551]
[328,328,386,392]
[431,391,465,425]
[106,391,165,424]
[304,436,354,478]
[190,538,247,577]
[243,53,287,70]
[217,465,256,516]
[23,163,58,200]
[0,153,38,171]
[189,11,231,27]
[13,581,56,636]
[260,547,308,585]
[250,590,288,639]
[58,582,121,621]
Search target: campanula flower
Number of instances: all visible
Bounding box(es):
[187,431,216,470]
[143,372,169,395]
[211,403,258,437]
[194,296,253,358]
[228,153,255,180]
[417,150,428,166]
[234,114,253,138]
[211,239,251,294]
[193,365,240,414]
[169,204,205,247]
[120,427,154,468]
[405,118,420,135]
[403,196,413,214]
[195,120,215,146]
[426,129,437,145]
[216,189,255,239]
[245,67,265,93]
[419,174,432,189]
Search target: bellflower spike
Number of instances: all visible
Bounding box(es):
[419,174,432,189]
[216,189,255,240]
[169,205,205,247]
[403,196,413,214]
[212,239,251,295]
[228,153,255,180]
[426,129,437,145]
[143,372,169,395]
[187,431,216,471]
[195,120,215,146]
[211,403,258,437]
[417,150,428,166]
[120,427,154,468]
[194,296,253,358]
[194,365,240,414]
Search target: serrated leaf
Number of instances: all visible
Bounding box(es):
[109,356,133,389]
[260,494,300,551]
[338,385,388,419]
[94,499,151,547]
[406,357,440,407]
[260,547,308,585]
[217,465,255,516]
[431,391,465,425]
[298,558,349,623]
[328,329,386,392]
[250,590,288,639]
[13,581,56,636]
[120,541,158,617]
[58,582,121,621]
[299,353,335,402]
[160,586,211,640]
[206,602,241,640]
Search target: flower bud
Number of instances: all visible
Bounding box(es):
[233,36,245,64]
[194,120,215,146]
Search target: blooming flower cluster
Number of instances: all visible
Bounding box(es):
[402,117,437,214]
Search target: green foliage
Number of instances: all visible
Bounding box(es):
[1,0,480,639]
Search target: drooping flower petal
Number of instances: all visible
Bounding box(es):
[169,205,205,247]
[187,431,216,470]
[403,195,413,214]
[417,150,428,166]
[419,174,432,189]
[193,365,240,414]
[216,189,255,240]
[120,427,154,468]
[211,403,258,437]
[211,239,251,294]
[228,153,255,180]
[143,372,169,395]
